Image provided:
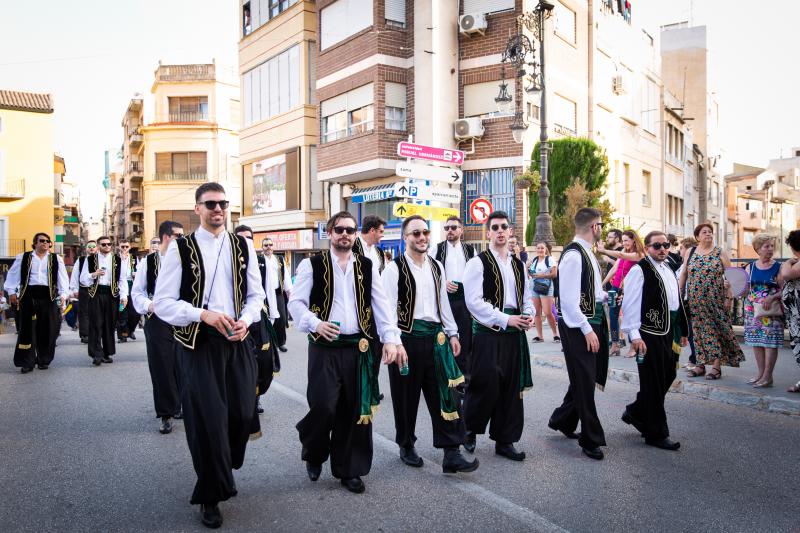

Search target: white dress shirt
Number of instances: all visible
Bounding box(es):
[130,254,163,315]
[429,241,468,283]
[288,250,401,344]
[621,257,680,341]
[261,258,280,320]
[358,236,383,269]
[4,252,69,300]
[69,260,81,293]
[120,254,136,282]
[266,253,293,294]
[79,252,129,299]
[382,254,459,336]
[462,247,534,330]
[153,228,265,327]
[558,237,606,335]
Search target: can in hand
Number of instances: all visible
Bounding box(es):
[331,320,340,340]
[400,363,409,376]
[635,349,644,365]
[608,288,618,308]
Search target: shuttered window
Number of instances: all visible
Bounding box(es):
[552,93,577,135]
[242,44,301,126]
[463,0,513,14]
[321,84,375,142]
[321,0,373,50]
[154,152,207,180]
[385,82,406,108]
[554,2,576,44]
[464,80,515,118]
[385,0,405,25]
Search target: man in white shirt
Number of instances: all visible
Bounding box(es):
[117,238,139,342]
[131,220,184,435]
[461,211,534,462]
[154,183,265,529]
[4,232,69,373]
[548,207,608,461]
[69,240,96,343]
[288,211,399,495]
[261,236,292,352]
[620,231,688,451]
[353,214,386,273]
[80,235,128,366]
[384,215,478,474]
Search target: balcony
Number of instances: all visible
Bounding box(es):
[63,233,80,246]
[128,126,143,148]
[167,111,210,123]
[154,63,215,83]
[0,238,26,257]
[153,172,207,182]
[765,181,800,203]
[129,161,143,180]
[128,198,143,212]
[0,179,25,201]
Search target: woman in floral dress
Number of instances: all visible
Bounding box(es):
[679,223,745,379]
[780,230,800,393]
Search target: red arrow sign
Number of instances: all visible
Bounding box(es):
[469,198,493,224]
[397,141,466,166]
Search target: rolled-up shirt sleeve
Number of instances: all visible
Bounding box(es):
[131,259,151,315]
[240,240,267,327]
[620,264,644,341]
[287,259,321,334]
[558,250,592,335]
[463,256,510,330]
[154,241,203,327]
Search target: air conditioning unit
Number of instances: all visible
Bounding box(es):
[459,13,487,35]
[454,117,485,140]
[612,74,627,95]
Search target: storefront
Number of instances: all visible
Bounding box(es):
[253,228,322,280]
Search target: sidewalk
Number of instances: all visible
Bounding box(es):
[527,329,800,416]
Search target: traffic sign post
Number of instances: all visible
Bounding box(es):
[397,141,466,166]
[395,162,463,184]
[469,198,493,225]
[393,202,459,221]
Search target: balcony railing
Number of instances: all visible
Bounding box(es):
[0,179,25,200]
[129,161,143,174]
[155,63,215,83]
[129,198,142,209]
[167,111,210,123]
[0,238,26,257]
[153,172,207,182]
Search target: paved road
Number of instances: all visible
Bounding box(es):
[1,327,797,532]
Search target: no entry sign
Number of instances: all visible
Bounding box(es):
[469,198,493,224]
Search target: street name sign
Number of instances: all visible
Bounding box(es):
[469,198,493,224]
[393,182,461,204]
[393,202,459,221]
[397,141,466,166]
[395,162,463,185]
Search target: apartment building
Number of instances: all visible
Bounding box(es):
[112,98,146,251]
[53,154,82,265]
[139,61,241,241]
[662,89,695,238]
[238,0,324,271]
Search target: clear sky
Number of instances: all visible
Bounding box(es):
[1,0,797,219]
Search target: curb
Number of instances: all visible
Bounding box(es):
[532,355,800,416]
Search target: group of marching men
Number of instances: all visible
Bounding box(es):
[5,182,687,529]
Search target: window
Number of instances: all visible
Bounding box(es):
[641,78,659,134]
[464,80,516,118]
[464,168,516,224]
[155,152,207,180]
[666,194,683,227]
[665,123,685,165]
[527,102,540,122]
[642,170,652,206]
[243,45,301,126]
[156,210,201,233]
[712,181,720,207]
[385,82,406,130]
[743,230,755,246]
[463,0,513,14]
[168,96,208,122]
[552,93,577,135]
[554,1,576,44]
[359,199,402,224]
[321,84,375,142]
[385,0,406,27]
[321,0,373,50]
[243,0,299,36]
[745,201,750,211]
[242,148,301,216]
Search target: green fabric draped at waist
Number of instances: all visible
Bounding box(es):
[587,302,606,325]
[309,332,379,424]
[402,319,463,420]
[471,307,533,397]
[669,310,683,359]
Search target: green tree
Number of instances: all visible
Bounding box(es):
[548,183,619,246]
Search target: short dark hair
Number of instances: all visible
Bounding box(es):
[118,238,129,245]
[32,232,51,247]
[485,210,509,230]
[574,207,602,230]
[233,224,253,238]
[445,215,463,226]
[97,236,111,244]
[667,233,678,246]
[158,220,183,240]
[195,182,226,203]
[643,230,667,246]
[693,222,714,239]
[326,211,358,234]
[401,215,426,234]
[262,236,273,246]
[86,239,96,245]
[607,229,622,240]
[361,214,386,233]
[786,229,800,253]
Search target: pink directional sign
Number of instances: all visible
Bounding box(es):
[397,141,466,166]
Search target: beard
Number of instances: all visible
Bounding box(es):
[410,241,429,254]
[332,240,353,253]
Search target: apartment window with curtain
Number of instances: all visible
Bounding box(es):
[243,44,301,126]
[155,152,207,181]
[320,0,373,50]
[464,169,516,224]
[385,82,406,130]
[243,0,299,36]
[321,84,374,142]
[385,0,406,27]
[642,170,652,206]
[168,96,208,122]
[463,80,516,118]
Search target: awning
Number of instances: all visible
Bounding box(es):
[350,184,396,203]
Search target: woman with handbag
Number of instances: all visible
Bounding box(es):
[528,242,559,342]
[743,234,784,388]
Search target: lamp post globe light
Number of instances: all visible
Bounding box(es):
[496,0,555,246]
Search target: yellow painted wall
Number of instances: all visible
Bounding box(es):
[0,108,55,253]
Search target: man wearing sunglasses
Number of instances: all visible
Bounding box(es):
[131,220,184,435]
[383,215,478,474]
[289,211,400,495]
[116,239,140,343]
[261,237,292,353]
[154,182,265,528]
[548,208,609,461]
[619,231,688,451]
[461,211,534,462]
[69,240,97,343]
[433,216,476,382]
[80,236,127,366]
[4,232,69,373]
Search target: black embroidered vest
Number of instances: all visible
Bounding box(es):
[435,241,475,269]
[394,255,444,333]
[123,254,137,280]
[476,251,525,331]
[145,252,161,298]
[18,252,59,301]
[638,258,688,336]
[172,232,249,349]
[353,237,385,273]
[257,254,270,319]
[556,242,596,318]
[308,252,374,341]
[78,256,89,288]
[87,253,123,298]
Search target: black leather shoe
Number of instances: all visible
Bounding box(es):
[101,356,113,364]
[645,438,681,451]
[443,449,479,473]
[463,433,476,453]
[80,336,89,344]
[547,421,579,439]
[118,337,127,343]
[340,477,365,494]
[21,367,34,374]
[306,462,321,481]
[277,345,287,352]
[129,332,136,340]
[399,446,424,467]
[159,417,172,434]
[621,410,645,435]
[173,409,183,420]
[37,364,49,370]
[92,358,102,366]
[495,443,526,461]
[257,399,264,414]
[200,503,223,529]
[582,446,604,460]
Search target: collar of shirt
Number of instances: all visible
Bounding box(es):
[573,237,605,300]
[330,249,355,275]
[647,256,680,309]
[489,246,512,265]
[404,252,429,271]
[404,252,439,321]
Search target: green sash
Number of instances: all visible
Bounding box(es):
[670,310,683,363]
[309,332,379,425]
[472,307,533,398]
[402,320,464,421]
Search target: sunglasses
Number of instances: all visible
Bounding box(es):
[593,222,605,228]
[87,245,97,249]
[332,226,357,235]
[120,245,130,249]
[172,232,184,238]
[98,242,112,247]
[406,229,431,238]
[37,239,52,244]
[490,223,509,231]
[649,242,669,250]
[443,225,459,231]
[150,241,160,245]
[199,200,229,210]
[263,243,273,247]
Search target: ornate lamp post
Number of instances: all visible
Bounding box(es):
[496,1,555,246]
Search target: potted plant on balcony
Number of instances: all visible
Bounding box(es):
[514,169,539,190]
